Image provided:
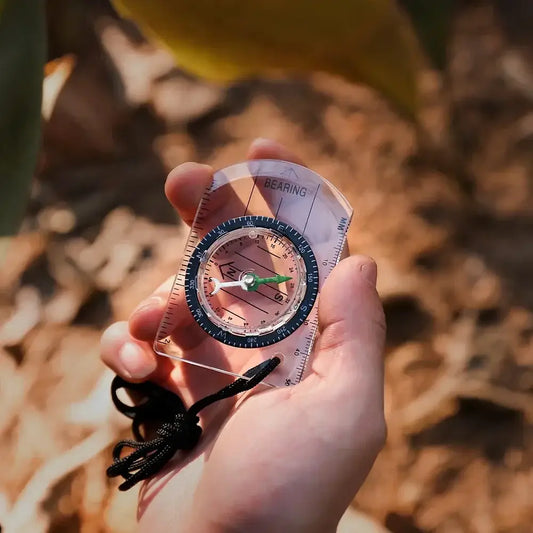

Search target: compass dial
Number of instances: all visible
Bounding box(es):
[185,216,319,348]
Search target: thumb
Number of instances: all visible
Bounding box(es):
[309,255,386,402]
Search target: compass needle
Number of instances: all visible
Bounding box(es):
[209,276,248,295]
[246,273,292,292]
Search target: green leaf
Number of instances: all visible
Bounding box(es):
[398,0,455,70]
[0,0,46,236]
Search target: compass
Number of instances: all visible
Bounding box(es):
[155,159,352,387]
[185,216,319,348]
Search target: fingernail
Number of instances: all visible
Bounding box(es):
[360,259,377,286]
[118,342,156,379]
[133,295,164,316]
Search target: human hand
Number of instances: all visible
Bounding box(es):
[101,139,386,533]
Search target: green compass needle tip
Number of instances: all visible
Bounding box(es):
[246,273,292,291]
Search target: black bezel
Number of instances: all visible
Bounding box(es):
[184,216,319,348]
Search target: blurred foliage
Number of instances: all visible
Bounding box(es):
[113,0,421,118]
[398,0,455,70]
[0,0,46,236]
[0,0,467,235]
[493,0,533,49]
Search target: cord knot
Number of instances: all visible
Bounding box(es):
[157,413,202,449]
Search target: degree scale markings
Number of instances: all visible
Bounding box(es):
[183,216,319,349]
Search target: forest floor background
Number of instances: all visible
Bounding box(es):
[1,1,532,531]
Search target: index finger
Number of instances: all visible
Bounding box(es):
[165,138,304,227]
[165,163,213,226]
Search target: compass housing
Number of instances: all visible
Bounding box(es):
[185,216,319,348]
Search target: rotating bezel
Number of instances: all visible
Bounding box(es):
[184,216,319,348]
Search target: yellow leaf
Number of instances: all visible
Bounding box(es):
[113,0,421,118]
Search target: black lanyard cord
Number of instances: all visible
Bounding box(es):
[107,357,280,491]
